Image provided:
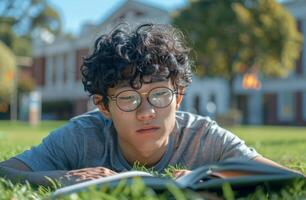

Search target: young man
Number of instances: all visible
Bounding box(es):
[0,23,291,187]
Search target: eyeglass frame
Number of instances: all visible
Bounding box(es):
[107,86,179,112]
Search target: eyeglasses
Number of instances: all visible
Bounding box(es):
[108,87,178,112]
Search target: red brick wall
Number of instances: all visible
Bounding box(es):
[32,57,46,86]
[75,48,89,81]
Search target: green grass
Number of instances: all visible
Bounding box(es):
[0,120,64,160]
[0,121,305,199]
[228,126,306,174]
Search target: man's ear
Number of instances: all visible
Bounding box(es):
[175,87,185,110]
[94,95,112,119]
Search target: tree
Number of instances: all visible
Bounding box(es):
[0,18,32,56]
[0,0,61,36]
[0,0,62,56]
[0,0,61,116]
[0,41,16,104]
[173,0,303,107]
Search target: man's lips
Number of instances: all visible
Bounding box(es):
[136,126,160,133]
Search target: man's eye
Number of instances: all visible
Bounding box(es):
[152,91,167,97]
[119,96,136,100]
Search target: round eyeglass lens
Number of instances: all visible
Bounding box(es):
[116,90,141,111]
[149,87,174,108]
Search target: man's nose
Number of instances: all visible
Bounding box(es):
[136,97,156,121]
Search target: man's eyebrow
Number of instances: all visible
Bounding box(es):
[116,82,131,89]
[115,76,169,89]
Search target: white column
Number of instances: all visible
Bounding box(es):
[45,56,53,89]
[216,80,229,115]
[248,92,262,124]
[55,54,64,88]
[67,51,76,87]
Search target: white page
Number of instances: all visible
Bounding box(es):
[52,171,153,197]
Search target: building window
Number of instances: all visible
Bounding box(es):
[278,92,295,122]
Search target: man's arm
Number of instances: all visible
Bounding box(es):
[0,158,69,187]
[0,158,118,187]
[253,156,283,168]
[0,158,31,171]
[253,156,304,176]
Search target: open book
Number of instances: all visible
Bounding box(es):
[51,158,304,198]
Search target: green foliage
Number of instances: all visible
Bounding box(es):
[0,18,16,49]
[12,36,32,56]
[132,161,160,176]
[132,161,187,179]
[0,18,32,56]
[222,183,235,200]
[173,0,303,78]
[232,0,303,77]
[0,0,62,57]
[0,0,61,36]
[0,178,47,200]
[49,179,202,200]
[17,73,36,93]
[31,4,62,35]
[0,41,16,101]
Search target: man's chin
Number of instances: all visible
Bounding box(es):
[136,141,167,156]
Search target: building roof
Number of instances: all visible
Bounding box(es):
[79,0,170,37]
[33,0,170,55]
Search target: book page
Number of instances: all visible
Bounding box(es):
[52,171,153,197]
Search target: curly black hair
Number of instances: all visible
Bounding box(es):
[81,23,193,106]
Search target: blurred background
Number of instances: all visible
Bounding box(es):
[0,0,305,127]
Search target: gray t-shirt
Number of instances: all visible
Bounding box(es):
[15,110,259,172]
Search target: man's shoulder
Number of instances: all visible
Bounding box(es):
[175,111,214,129]
[175,111,236,139]
[47,109,110,141]
[69,109,110,129]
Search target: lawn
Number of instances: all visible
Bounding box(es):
[228,126,306,174]
[0,121,305,199]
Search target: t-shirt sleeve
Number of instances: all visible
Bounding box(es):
[14,121,85,171]
[208,121,260,161]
